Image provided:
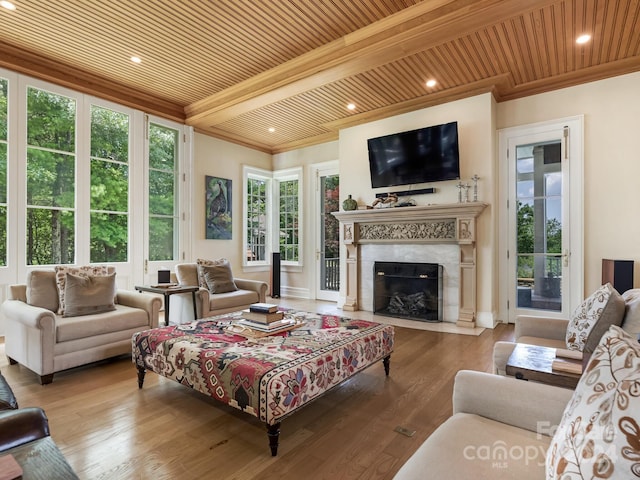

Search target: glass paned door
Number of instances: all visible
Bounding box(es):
[316,170,339,301]
[515,142,563,311]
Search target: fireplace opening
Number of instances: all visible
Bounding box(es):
[373,261,443,322]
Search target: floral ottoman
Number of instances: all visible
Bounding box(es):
[132,311,394,455]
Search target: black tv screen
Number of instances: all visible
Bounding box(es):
[367,121,460,188]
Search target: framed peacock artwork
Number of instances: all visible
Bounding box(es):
[205,176,232,239]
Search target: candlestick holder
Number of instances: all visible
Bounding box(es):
[471,174,479,202]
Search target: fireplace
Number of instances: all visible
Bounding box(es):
[332,202,487,328]
[374,262,443,322]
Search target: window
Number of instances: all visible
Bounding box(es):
[243,166,302,268]
[148,122,179,262]
[0,78,7,266]
[245,170,269,264]
[26,87,76,265]
[0,69,190,285]
[276,170,301,264]
[90,105,130,262]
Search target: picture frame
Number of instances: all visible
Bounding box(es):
[205,176,232,239]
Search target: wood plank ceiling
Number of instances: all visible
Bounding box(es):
[0,0,639,154]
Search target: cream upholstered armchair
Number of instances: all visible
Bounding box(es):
[493,284,640,375]
[2,268,161,384]
[395,325,640,479]
[168,260,268,325]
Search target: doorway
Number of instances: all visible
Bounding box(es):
[499,116,584,323]
[313,163,340,302]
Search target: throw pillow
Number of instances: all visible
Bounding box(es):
[546,325,640,479]
[54,265,113,315]
[622,289,640,335]
[196,258,231,289]
[200,262,238,294]
[63,272,117,317]
[26,269,59,312]
[565,283,625,353]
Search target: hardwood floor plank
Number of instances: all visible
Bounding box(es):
[0,306,513,479]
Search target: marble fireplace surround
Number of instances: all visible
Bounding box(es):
[333,202,488,328]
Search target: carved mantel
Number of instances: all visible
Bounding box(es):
[333,202,488,328]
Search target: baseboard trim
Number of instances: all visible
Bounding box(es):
[279,286,310,299]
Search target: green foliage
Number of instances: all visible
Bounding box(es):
[149,217,174,261]
[90,213,128,262]
[4,87,179,265]
[0,144,6,204]
[247,178,267,260]
[323,175,340,259]
[516,200,563,281]
[91,106,129,162]
[0,79,7,140]
[279,179,299,262]
[26,87,77,264]
[27,87,75,151]
[148,123,178,261]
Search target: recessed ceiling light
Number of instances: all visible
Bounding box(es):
[576,34,591,44]
[130,56,142,64]
[0,1,16,10]
[347,103,356,111]
[268,127,275,133]
[426,79,437,88]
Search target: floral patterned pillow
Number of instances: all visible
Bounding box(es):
[54,265,113,315]
[546,325,640,479]
[565,283,625,352]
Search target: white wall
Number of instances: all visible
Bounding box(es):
[338,93,498,325]
[497,71,640,295]
[191,133,271,281]
[273,141,339,297]
[189,72,640,324]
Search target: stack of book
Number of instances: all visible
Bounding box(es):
[238,303,295,333]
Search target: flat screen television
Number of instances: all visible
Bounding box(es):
[367,121,460,188]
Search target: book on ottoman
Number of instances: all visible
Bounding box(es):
[249,303,279,314]
[242,309,285,324]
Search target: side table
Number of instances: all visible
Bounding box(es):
[6,436,79,480]
[506,343,582,389]
[135,285,199,325]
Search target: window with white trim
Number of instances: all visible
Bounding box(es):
[243,166,302,268]
[244,167,270,265]
[275,168,302,265]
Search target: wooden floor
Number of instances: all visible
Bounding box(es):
[1,301,514,480]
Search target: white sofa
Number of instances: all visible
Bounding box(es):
[168,262,268,324]
[2,270,161,384]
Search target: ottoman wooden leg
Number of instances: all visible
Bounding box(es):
[137,367,146,389]
[383,355,391,376]
[266,422,281,456]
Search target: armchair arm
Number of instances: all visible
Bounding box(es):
[195,288,210,319]
[0,407,50,453]
[452,370,573,435]
[1,300,56,331]
[234,278,268,303]
[515,315,569,342]
[116,290,162,328]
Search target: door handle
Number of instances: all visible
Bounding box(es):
[563,250,570,267]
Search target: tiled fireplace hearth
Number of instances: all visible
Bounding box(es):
[333,202,487,328]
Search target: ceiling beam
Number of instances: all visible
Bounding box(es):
[185,0,559,129]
